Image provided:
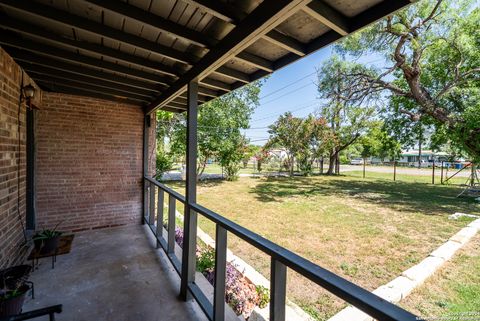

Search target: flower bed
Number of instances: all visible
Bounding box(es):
[175,227,269,318]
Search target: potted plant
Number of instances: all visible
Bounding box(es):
[33,222,63,253]
[0,268,31,318]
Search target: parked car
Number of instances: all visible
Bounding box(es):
[350,158,363,165]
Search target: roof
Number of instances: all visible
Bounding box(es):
[0,0,413,114]
[401,150,449,157]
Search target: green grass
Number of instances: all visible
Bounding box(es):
[165,173,479,320]
[401,235,480,319]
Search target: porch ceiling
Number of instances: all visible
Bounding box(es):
[0,0,412,114]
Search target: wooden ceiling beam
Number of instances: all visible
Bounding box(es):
[0,15,179,78]
[0,33,172,85]
[302,1,350,36]
[34,77,151,102]
[146,0,310,114]
[23,65,155,98]
[7,47,161,91]
[215,66,250,83]
[83,0,217,48]
[181,0,240,23]
[200,78,231,92]
[0,0,194,65]
[236,52,273,72]
[38,82,147,106]
[183,0,308,56]
[263,30,306,56]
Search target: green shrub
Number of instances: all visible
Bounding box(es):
[224,163,241,181]
[197,247,215,272]
[255,285,270,309]
[155,151,173,180]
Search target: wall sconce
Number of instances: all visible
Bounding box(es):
[23,84,35,99]
[22,84,38,109]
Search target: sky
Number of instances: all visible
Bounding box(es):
[244,47,332,145]
[244,47,386,146]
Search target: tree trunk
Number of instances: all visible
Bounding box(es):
[326,151,336,175]
[197,159,207,180]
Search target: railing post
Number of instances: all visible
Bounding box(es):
[214,225,227,321]
[143,180,149,223]
[167,195,176,254]
[156,189,164,247]
[270,258,287,321]
[149,183,156,227]
[142,114,150,225]
[180,80,199,300]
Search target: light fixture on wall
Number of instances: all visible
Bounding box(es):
[22,84,38,109]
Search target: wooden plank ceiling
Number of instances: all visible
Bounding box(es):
[0,0,413,113]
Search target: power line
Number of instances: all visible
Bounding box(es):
[156,120,269,131]
[259,71,317,100]
[260,82,315,105]
[250,100,318,123]
[256,58,384,103]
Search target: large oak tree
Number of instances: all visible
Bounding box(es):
[336,0,480,161]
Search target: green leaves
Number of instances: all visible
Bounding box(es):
[332,0,480,160]
[158,81,263,177]
[267,113,331,175]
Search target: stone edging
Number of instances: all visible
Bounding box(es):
[170,205,313,321]
[328,217,480,321]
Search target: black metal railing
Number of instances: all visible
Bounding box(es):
[0,305,62,321]
[143,176,417,321]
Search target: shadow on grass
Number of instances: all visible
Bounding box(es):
[250,175,478,216]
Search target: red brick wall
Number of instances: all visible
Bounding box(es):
[36,93,153,232]
[0,47,42,268]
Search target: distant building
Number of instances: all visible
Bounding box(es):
[397,150,449,166]
[371,150,450,167]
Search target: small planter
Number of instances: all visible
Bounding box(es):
[0,284,30,317]
[32,223,64,254]
[40,236,61,254]
[33,239,43,252]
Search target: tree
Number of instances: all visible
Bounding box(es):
[266,112,304,176]
[218,135,249,181]
[168,81,262,178]
[241,144,261,168]
[316,56,376,174]
[360,121,402,161]
[296,115,332,175]
[266,113,331,176]
[154,111,179,179]
[336,0,480,161]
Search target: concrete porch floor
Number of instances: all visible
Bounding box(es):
[23,225,207,321]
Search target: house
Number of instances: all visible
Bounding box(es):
[0,1,417,320]
[397,150,450,167]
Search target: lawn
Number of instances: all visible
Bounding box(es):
[165,173,479,320]
[400,234,480,319]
